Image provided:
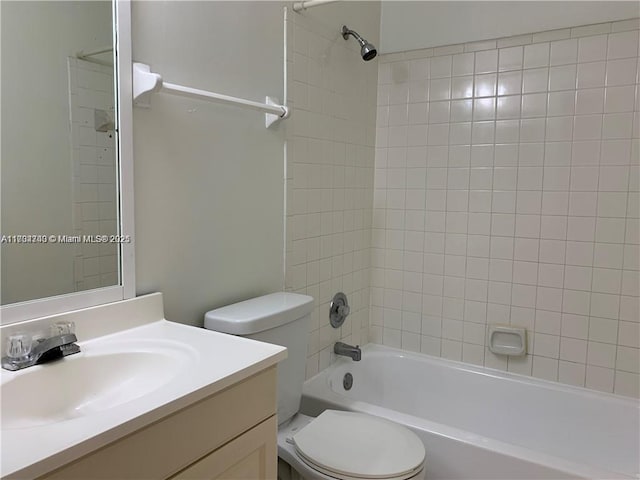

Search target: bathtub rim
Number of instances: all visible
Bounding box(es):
[301,343,638,480]
[326,344,638,406]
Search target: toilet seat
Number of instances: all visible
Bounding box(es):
[290,410,425,480]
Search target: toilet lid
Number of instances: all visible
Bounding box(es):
[292,410,425,480]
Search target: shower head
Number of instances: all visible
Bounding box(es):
[342,25,377,61]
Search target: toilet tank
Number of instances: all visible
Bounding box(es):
[204,292,314,425]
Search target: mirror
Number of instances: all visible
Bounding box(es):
[1,1,134,320]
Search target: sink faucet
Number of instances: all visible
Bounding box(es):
[334,342,361,361]
[2,324,81,371]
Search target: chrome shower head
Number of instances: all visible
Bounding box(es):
[342,25,377,61]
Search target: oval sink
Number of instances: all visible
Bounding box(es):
[1,342,195,429]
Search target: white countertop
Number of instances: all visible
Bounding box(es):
[1,298,286,479]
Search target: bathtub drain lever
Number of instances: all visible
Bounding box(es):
[343,372,353,390]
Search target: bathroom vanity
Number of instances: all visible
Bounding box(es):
[40,369,277,480]
[1,294,286,479]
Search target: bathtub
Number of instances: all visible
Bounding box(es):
[300,344,639,479]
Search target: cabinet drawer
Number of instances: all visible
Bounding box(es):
[40,367,277,480]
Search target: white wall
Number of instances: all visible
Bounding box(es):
[132,1,287,326]
[1,1,112,304]
[380,1,639,53]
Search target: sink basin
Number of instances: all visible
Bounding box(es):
[1,340,196,429]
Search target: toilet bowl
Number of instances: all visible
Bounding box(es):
[204,293,426,480]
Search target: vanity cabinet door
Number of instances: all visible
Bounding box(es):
[171,416,277,480]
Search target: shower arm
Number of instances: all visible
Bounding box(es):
[342,27,366,46]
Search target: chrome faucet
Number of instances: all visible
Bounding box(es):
[334,342,361,361]
[2,323,81,371]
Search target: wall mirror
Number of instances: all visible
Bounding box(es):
[1,0,134,325]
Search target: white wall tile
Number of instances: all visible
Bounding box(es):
[577,61,606,88]
[578,35,608,63]
[605,85,636,113]
[534,29,570,43]
[550,38,578,66]
[431,55,452,78]
[574,115,603,141]
[549,65,577,91]
[533,356,559,381]
[606,58,638,86]
[559,360,586,386]
[523,67,549,94]
[542,192,569,216]
[562,313,589,340]
[607,30,639,60]
[586,365,615,392]
[575,88,604,115]
[589,316,619,344]
[594,242,624,269]
[588,341,617,368]
[475,49,498,74]
[548,92,576,116]
[524,43,550,69]
[522,93,547,117]
[452,53,474,76]
[614,371,640,397]
[499,46,524,72]
[560,337,588,363]
[617,346,640,374]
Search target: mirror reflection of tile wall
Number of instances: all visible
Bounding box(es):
[68,58,118,291]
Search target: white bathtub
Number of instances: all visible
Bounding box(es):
[300,344,639,479]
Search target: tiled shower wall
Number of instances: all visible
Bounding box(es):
[372,19,640,397]
[285,4,380,379]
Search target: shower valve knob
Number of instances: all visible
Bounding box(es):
[330,292,350,328]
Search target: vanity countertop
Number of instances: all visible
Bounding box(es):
[0,294,287,479]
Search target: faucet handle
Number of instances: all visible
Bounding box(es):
[51,321,75,336]
[6,333,32,360]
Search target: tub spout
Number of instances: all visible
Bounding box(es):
[334,342,361,361]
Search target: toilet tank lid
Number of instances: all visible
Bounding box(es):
[204,292,314,335]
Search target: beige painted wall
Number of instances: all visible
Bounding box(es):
[132,1,287,326]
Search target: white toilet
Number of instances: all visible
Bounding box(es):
[205,292,426,480]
